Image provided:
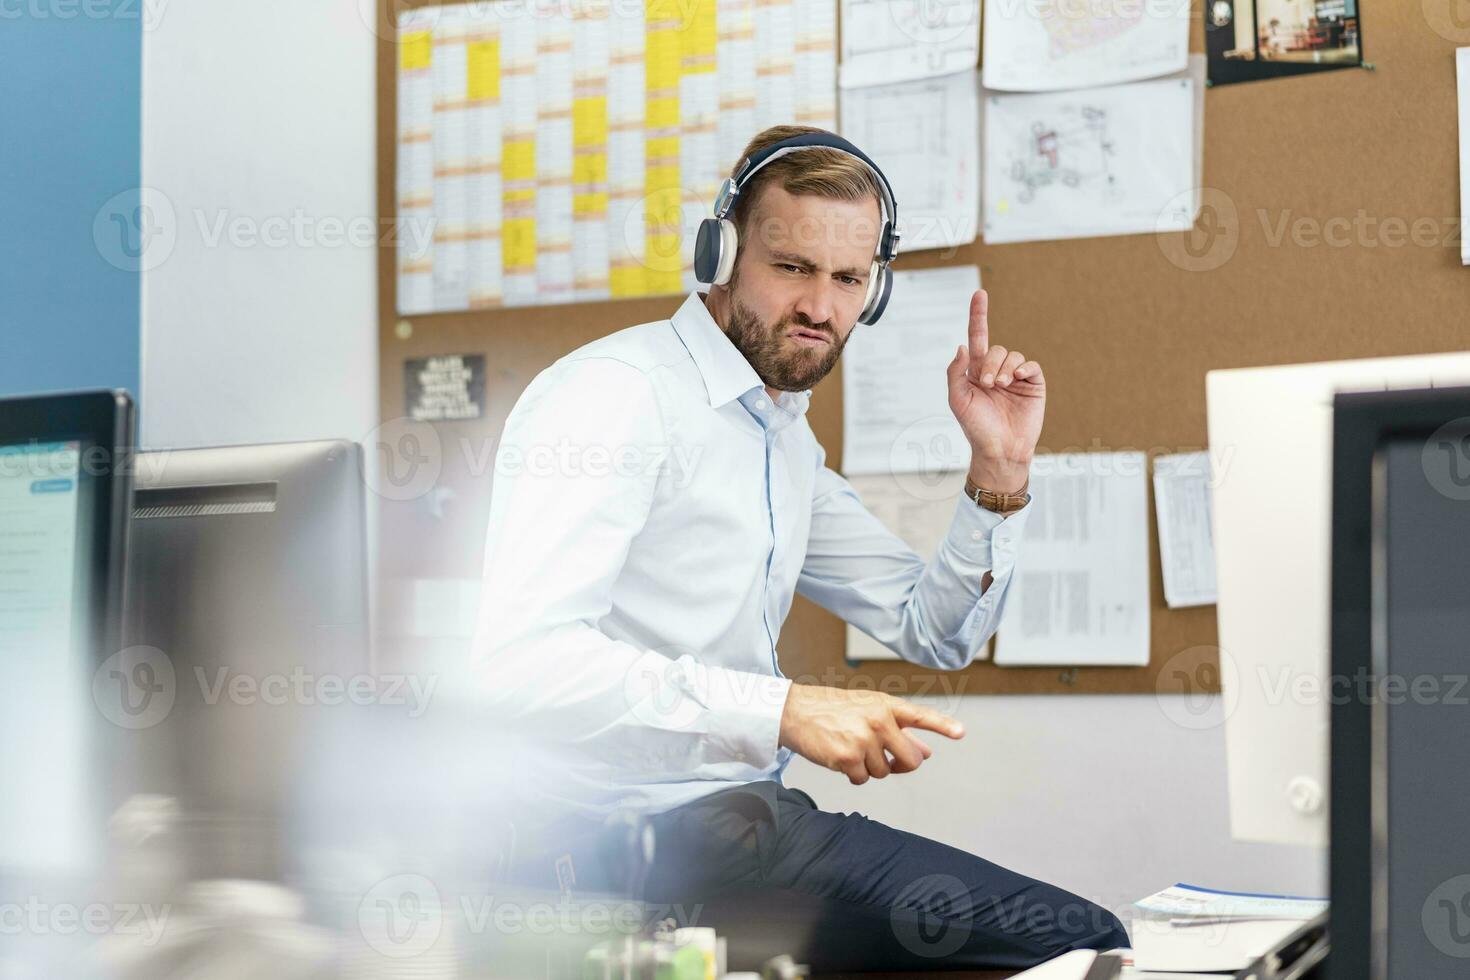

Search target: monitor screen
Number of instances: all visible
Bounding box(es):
[1328,385,1470,980]
[1381,435,1470,978]
[0,438,100,874]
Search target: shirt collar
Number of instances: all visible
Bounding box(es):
[670,291,811,419]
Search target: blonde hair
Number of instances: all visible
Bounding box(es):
[727,125,884,243]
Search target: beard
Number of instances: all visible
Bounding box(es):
[722,292,853,393]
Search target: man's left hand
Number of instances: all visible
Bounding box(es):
[945,288,1045,493]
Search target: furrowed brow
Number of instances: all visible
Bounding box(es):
[769,250,868,279]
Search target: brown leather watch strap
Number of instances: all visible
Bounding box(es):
[964,475,1031,514]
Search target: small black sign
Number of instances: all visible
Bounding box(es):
[404,354,485,422]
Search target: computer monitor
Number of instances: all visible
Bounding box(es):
[121,439,369,881]
[1206,352,1470,846]
[1329,385,1470,980]
[0,390,133,879]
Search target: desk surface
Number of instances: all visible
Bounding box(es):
[819,972,1014,979]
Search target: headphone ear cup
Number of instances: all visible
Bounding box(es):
[712,219,739,285]
[693,218,722,285]
[859,264,893,325]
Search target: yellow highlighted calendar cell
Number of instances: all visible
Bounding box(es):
[574,192,609,216]
[645,163,679,192]
[503,139,536,182]
[683,0,716,67]
[467,40,500,100]
[644,185,685,280]
[399,31,432,71]
[610,265,648,298]
[574,153,608,187]
[573,97,608,147]
[645,28,680,79]
[503,218,536,271]
[646,0,710,30]
[646,97,680,132]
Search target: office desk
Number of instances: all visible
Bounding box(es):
[818,972,1014,979]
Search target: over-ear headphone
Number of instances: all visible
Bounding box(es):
[692,132,901,326]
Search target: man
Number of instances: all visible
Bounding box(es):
[473,125,1128,970]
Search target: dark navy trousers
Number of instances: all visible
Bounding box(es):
[528,780,1129,973]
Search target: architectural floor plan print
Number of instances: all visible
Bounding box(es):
[983,77,1195,245]
[1008,107,1120,206]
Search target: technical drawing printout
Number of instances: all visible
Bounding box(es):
[396,0,837,315]
[982,0,1189,92]
[839,69,979,252]
[839,0,980,88]
[841,265,980,477]
[994,452,1150,667]
[982,76,1195,245]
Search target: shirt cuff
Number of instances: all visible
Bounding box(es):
[698,664,793,769]
[941,492,1032,579]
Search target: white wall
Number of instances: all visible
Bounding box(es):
[787,693,1326,920]
[140,0,377,449]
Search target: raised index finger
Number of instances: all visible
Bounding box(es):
[969,288,989,363]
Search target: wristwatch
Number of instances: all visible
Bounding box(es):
[964,475,1030,514]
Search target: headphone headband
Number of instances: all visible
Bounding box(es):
[715,133,900,263]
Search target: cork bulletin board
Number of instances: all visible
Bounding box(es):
[374,0,1470,695]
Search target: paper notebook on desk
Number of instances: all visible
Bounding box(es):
[1135,883,1328,921]
[1131,883,1328,973]
[1130,917,1303,973]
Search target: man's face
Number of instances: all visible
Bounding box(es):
[715,185,882,392]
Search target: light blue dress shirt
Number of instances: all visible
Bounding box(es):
[473,291,1031,819]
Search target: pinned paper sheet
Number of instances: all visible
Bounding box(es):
[1152,452,1217,608]
[994,453,1150,667]
[983,75,1196,245]
[1459,47,1470,266]
[840,70,980,252]
[843,471,973,661]
[841,265,979,476]
[981,0,1189,92]
[839,0,979,88]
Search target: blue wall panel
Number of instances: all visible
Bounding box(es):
[0,5,142,400]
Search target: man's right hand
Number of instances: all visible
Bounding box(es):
[778,684,965,785]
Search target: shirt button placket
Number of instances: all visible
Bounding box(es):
[761,426,780,675]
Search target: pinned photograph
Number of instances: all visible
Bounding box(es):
[1205,0,1362,86]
